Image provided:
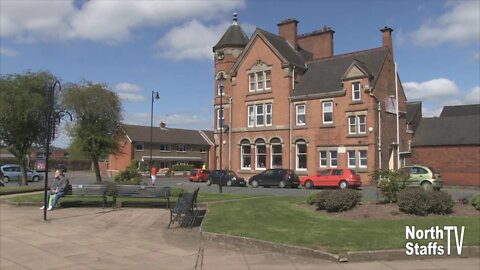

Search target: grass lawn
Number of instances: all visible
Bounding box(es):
[203,196,480,254]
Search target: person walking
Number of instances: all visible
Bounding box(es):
[150,165,157,186]
[40,168,69,211]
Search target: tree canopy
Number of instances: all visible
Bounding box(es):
[63,82,122,183]
[0,71,59,185]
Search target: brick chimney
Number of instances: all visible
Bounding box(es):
[278,18,298,49]
[381,26,394,50]
[297,26,335,60]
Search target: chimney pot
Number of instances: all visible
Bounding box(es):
[160,122,166,129]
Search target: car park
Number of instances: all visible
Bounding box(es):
[0,164,44,183]
[300,168,362,189]
[206,170,247,187]
[249,169,300,188]
[189,169,210,182]
[401,165,443,190]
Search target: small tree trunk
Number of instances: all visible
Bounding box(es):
[19,155,28,186]
[92,156,102,183]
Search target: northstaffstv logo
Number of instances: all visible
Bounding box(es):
[405,226,465,256]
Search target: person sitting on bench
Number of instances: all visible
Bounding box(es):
[40,168,70,211]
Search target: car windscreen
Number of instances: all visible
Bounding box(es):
[190,170,197,176]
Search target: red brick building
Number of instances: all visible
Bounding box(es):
[412,104,480,186]
[212,15,409,183]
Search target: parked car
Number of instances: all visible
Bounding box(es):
[0,164,44,183]
[249,169,300,188]
[189,169,210,182]
[206,170,247,187]
[401,165,443,190]
[300,168,362,189]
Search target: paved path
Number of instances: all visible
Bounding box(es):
[1,203,479,270]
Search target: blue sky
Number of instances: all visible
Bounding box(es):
[1,0,479,148]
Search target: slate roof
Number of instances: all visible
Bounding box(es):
[439,104,480,117]
[123,124,213,145]
[412,115,480,146]
[406,101,422,131]
[256,28,309,67]
[292,48,388,98]
[213,24,249,51]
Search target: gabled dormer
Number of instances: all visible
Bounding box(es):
[341,59,372,81]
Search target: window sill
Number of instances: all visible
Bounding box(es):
[246,90,272,96]
[346,134,368,138]
[294,125,308,129]
[320,124,335,128]
[350,100,363,105]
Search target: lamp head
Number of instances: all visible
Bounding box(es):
[154,91,160,100]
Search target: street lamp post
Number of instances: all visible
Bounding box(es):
[218,74,225,193]
[150,91,160,169]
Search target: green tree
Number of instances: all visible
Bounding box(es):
[63,82,122,183]
[0,71,58,186]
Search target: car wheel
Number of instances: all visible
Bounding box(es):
[421,181,433,191]
[32,176,40,182]
[3,176,9,183]
[305,180,314,189]
[278,180,286,188]
[206,179,212,186]
[251,180,259,188]
[226,180,232,186]
[339,180,349,189]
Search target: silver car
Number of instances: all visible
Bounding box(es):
[1,164,44,183]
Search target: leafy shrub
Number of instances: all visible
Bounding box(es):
[114,161,142,185]
[171,164,195,172]
[471,193,480,211]
[397,188,454,216]
[171,187,187,197]
[306,191,320,205]
[314,189,361,212]
[372,169,409,203]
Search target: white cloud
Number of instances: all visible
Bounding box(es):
[411,1,480,46]
[0,47,17,57]
[157,20,230,60]
[403,78,460,101]
[1,0,245,43]
[113,82,145,102]
[464,86,480,104]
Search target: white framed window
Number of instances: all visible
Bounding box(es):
[135,143,144,151]
[256,104,264,126]
[248,70,272,92]
[217,108,224,130]
[255,139,266,170]
[352,82,361,101]
[296,104,306,125]
[247,103,272,127]
[359,150,367,168]
[320,151,327,168]
[265,103,272,126]
[160,144,171,152]
[358,115,366,134]
[330,151,338,167]
[176,144,186,152]
[270,138,282,168]
[200,146,207,153]
[240,139,251,169]
[322,101,333,124]
[248,106,254,127]
[348,150,356,168]
[249,74,255,92]
[296,139,307,171]
[349,115,367,134]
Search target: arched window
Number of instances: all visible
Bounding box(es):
[296,139,307,171]
[255,139,266,170]
[270,138,282,168]
[240,139,251,170]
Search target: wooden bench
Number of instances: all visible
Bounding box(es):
[65,184,108,208]
[168,188,200,228]
[113,185,171,208]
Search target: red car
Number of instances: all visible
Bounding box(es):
[300,168,362,189]
[188,169,210,182]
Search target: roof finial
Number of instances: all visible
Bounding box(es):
[232,12,238,25]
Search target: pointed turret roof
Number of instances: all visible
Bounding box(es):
[213,13,249,52]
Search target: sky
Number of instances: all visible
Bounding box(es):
[1,0,479,148]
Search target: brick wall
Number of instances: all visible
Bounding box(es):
[412,146,480,186]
